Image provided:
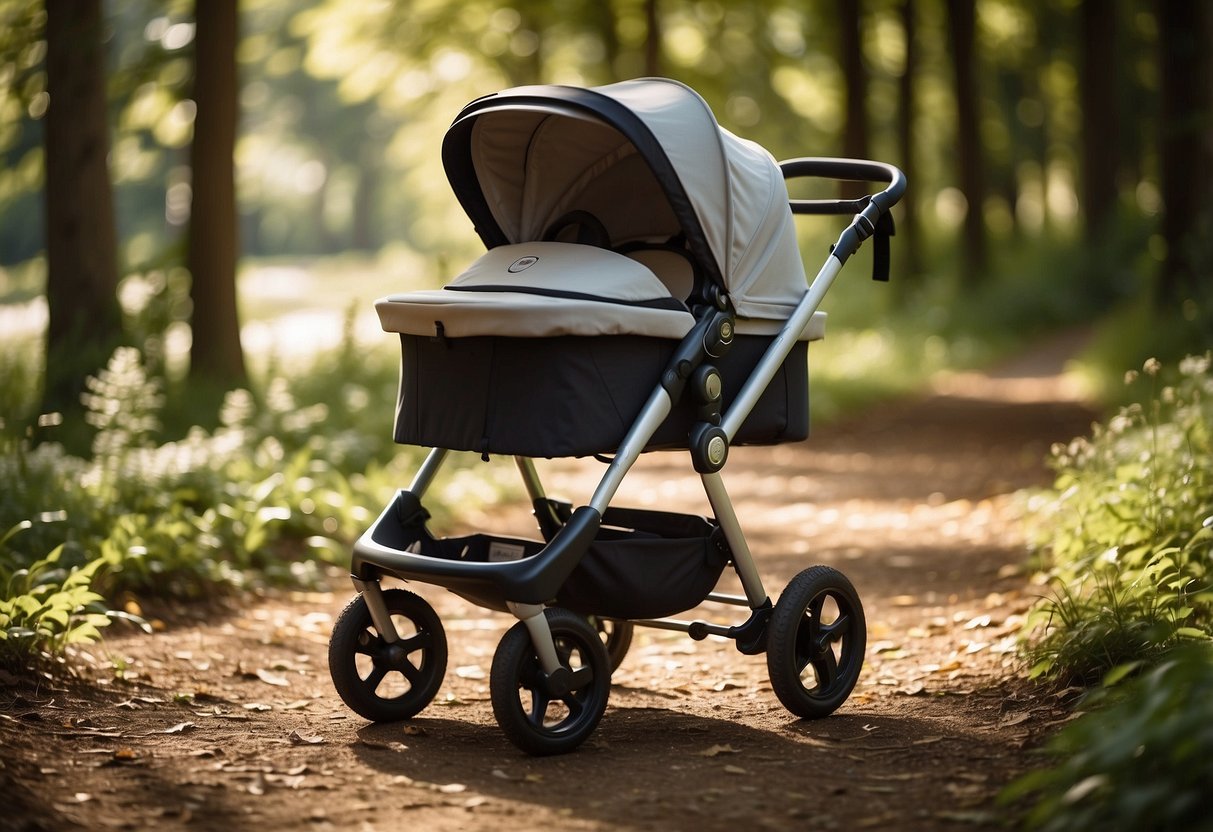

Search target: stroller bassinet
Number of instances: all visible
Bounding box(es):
[328,78,906,756]
[376,78,827,458]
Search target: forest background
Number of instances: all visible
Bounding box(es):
[1,2,1212,827]
[1,0,1210,435]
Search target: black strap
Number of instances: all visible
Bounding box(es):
[871,211,895,282]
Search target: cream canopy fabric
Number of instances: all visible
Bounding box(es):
[442,78,809,323]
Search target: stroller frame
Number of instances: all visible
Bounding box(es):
[332,155,905,755]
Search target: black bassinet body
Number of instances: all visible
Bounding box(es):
[377,78,822,459]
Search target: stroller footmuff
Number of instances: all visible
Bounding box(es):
[327,78,905,755]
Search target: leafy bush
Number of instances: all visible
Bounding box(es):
[0,345,411,666]
[1023,353,1213,685]
[1004,644,1213,832]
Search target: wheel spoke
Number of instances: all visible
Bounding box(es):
[363,664,388,692]
[354,629,379,656]
[396,630,433,656]
[527,689,551,726]
[818,613,851,648]
[810,649,839,690]
[560,692,585,717]
[398,657,422,686]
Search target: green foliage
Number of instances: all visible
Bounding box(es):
[1022,353,1213,686]
[1004,644,1213,832]
[0,523,113,664]
[0,341,419,667]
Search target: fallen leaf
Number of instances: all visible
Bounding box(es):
[999,712,1032,728]
[256,668,290,687]
[360,737,407,752]
[282,700,312,711]
[244,703,273,712]
[162,721,196,735]
[723,765,747,775]
[288,729,324,745]
[401,724,427,736]
[699,744,740,757]
[438,783,467,794]
[111,747,138,762]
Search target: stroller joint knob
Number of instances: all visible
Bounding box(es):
[691,424,729,474]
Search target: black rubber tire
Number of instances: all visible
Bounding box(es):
[590,617,634,673]
[766,566,866,719]
[328,588,447,722]
[490,607,611,756]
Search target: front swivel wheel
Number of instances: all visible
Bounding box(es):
[329,588,447,722]
[490,607,611,755]
[766,566,866,719]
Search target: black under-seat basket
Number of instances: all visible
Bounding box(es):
[394,501,731,620]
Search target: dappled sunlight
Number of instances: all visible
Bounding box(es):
[930,367,1090,404]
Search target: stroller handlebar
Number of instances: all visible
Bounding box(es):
[779,157,906,279]
[779,157,906,215]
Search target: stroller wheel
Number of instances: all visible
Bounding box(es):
[766,566,866,719]
[490,607,611,756]
[589,616,634,673]
[328,588,447,722]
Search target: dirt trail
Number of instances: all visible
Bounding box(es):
[0,332,1095,832]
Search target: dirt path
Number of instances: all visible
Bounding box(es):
[0,332,1095,832]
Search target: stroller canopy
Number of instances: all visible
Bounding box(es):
[442,78,807,322]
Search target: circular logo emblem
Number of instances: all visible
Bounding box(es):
[507,256,538,273]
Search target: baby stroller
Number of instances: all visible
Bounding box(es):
[328,78,905,755]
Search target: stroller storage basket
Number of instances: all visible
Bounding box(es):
[393,332,810,458]
[375,501,730,619]
[558,505,731,620]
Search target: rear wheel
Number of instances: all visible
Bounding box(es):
[490,608,611,755]
[766,566,866,719]
[590,617,633,673]
[328,588,447,722]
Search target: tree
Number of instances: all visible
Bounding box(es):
[1079,0,1119,244]
[895,0,921,283]
[187,0,246,389]
[945,0,986,279]
[837,0,869,201]
[41,0,124,418]
[1155,0,1213,339]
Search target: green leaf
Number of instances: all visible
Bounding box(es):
[1103,661,1143,687]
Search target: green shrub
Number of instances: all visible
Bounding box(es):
[1004,644,1213,832]
[1023,353,1213,685]
[0,345,409,666]
[0,523,115,665]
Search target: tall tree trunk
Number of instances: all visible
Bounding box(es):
[1155,0,1213,312]
[945,0,987,280]
[1080,0,1120,243]
[41,0,123,419]
[837,0,869,200]
[895,0,921,283]
[188,0,246,388]
[837,0,869,159]
[644,0,661,76]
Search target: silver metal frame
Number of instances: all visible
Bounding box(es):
[352,255,846,657]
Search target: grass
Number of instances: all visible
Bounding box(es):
[1006,351,1213,831]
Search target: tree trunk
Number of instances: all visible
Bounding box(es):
[41,0,124,419]
[838,0,869,159]
[945,0,987,280]
[1155,0,1213,311]
[644,0,661,76]
[1080,0,1120,243]
[188,0,246,388]
[895,0,921,283]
